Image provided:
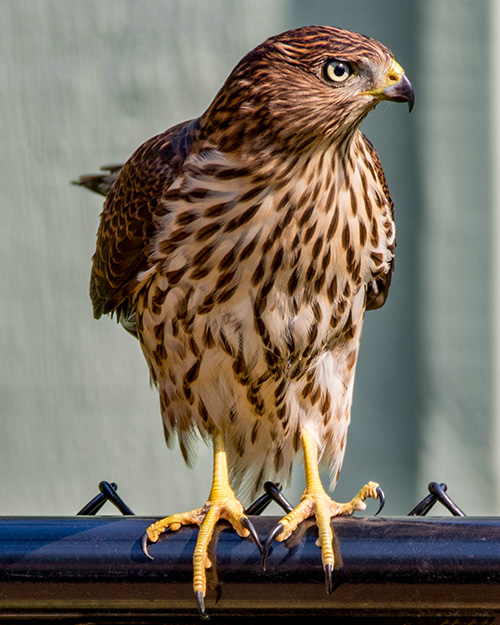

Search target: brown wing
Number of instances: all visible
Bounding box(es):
[362,134,395,311]
[90,118,199,321]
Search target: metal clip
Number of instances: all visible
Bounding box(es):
[408,482,465,517]
[77,481,134,516]
[246,481,294,516]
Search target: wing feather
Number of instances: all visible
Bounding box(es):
[90,118,199,321]
[362,134,395,311]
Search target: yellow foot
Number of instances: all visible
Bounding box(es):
[141,431,261,619]
[278,480,382,541]
[264,480,383,592]
[142,495,256,615]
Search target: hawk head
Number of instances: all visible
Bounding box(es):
[202,25,414,153]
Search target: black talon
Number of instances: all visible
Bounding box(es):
[375,486,386,516]
[141,533,154,560]
[324,563,334,594]
[195,590,209,620]
[261,522,284,571]
[240,516,262,553]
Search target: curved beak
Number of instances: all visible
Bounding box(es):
[383,74,415,112]
[361,59,415,112]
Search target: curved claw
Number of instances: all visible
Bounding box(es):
[374,486,386,516]
[324,563,334,594]
[261,522,284,571]
[240,516,262,554]
[141,532,154,560]
[195,590,209,620]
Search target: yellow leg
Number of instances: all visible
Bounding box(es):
[275,430,381,579]
[143,432,253,615]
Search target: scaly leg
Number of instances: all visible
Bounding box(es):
[142,431,260,618]
[264,430,383,592]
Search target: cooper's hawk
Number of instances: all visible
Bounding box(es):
[82,26,413,615]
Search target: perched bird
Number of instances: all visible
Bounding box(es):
[80,25,413,616]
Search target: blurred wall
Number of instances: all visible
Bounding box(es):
[416,1,496,514]
[1,0,494,517]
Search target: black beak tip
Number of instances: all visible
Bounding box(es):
[383,74,415,113]
[407,90,415,113]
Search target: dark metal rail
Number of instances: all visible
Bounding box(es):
[1,515,500,622]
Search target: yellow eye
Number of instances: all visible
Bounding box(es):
[324,60,353,83]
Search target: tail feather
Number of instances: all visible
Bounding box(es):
[72,164,123,197]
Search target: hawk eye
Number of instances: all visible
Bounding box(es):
[324,60,353,83]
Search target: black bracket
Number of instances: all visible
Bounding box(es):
[77,479,466,519]
[407,482,465,516]
[245,481,294,516]
[77,481,134,516]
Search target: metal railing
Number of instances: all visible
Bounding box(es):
[1,482,499,623]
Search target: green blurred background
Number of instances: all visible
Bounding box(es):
[1,0,498,517]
